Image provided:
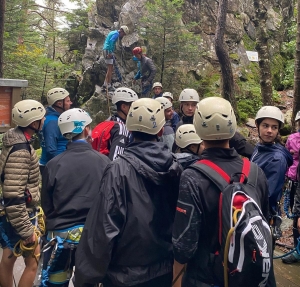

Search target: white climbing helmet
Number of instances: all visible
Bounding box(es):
[295,111,300,122]
[47,87,69,106]
[155,97,172,110]
[126,98,165,135]
[193,97,237,140]
[112,87,138,104]
[58,108,92,139]
[12,99,46,127]
[179,89,200,102]
[152,82,163,89]
[120,25,129,35]
[162,92,173,100]
[175,124,202,148]
[255,106,284,129]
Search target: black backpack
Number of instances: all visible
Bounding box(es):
[190,158,272,287]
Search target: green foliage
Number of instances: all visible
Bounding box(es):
[198,72,221,98]
[271,20,296,90]
[242,34,256,50]
[140,0,202,84]
[3,0,88,101]
[272,90,281,103]
[236,78,262,123]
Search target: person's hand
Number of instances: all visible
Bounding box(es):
[106,53,113,59]
[297,217,300,232]
[290,149,295,155]
[23,232,36,245]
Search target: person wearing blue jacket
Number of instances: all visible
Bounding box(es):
[251,106,293,229]
[102,26,129,92]
[39,87,72,175]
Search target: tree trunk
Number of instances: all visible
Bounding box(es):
[214,0,238,120]
[253,0,274,106]
[292,0,300,130]
[0,0,5,78]
[160,26,166,84]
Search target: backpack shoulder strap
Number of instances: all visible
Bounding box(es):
[245,160,258,187]
[10,142,31,154]
[189,159,230,191]
[1,142,31,182]
[189,158,253,191]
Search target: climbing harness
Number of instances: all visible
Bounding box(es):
[12,207,45,263]
[273,236,300,259]
[39,225,83,287]
[40,236,65,287]
[283,180,296,219]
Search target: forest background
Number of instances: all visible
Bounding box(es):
[0,0,299,131]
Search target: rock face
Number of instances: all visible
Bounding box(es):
[79,0,293,123]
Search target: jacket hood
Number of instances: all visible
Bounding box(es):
[46,106,60,117]
[2,127,28,148]
[175,153,200,170]
[120,141,182,185]
[256,143,293,167]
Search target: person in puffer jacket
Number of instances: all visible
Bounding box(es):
[0,100,45,287]
[174,124,204,170]
[251,106,293,214]
[75,98,182,287]
[281,111,300,264]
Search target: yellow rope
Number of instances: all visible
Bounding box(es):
[12,207,45,263]
[233,208,242,225]
[224,227,235,287]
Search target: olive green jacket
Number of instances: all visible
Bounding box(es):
[0,127,40,239]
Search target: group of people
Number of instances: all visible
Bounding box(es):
[101,25,157,97]
[1,80,300,287]
[0,25,300,287]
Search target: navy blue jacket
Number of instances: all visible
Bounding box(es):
[251,143,293,213]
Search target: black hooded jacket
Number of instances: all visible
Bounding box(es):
[75,141,182,287]
[175,152,200,170]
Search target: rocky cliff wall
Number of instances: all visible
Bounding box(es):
[79,0,293,123]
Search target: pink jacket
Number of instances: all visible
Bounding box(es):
[286,132,300,180]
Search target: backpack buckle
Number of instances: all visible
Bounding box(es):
[229,172,248,184]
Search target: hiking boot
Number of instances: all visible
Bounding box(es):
[108,86,115,92]
[101,85,107,91]
[281,252,300,264]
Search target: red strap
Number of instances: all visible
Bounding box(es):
[198,159,230,183]
[218,193,223,244]
[240,158,251,183]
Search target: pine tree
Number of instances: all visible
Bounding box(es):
[140,0,202,91]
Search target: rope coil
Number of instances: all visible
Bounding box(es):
[13,207,45,262]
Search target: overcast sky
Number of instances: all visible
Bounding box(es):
[35,0,80,28]
[35,0,78,11]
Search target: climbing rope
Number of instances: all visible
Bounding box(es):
[112,55,123,83]
[273,237,300,259]
[13,207,45,263]
[283,180,295,219]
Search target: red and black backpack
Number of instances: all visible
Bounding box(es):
[189,158,272,287]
